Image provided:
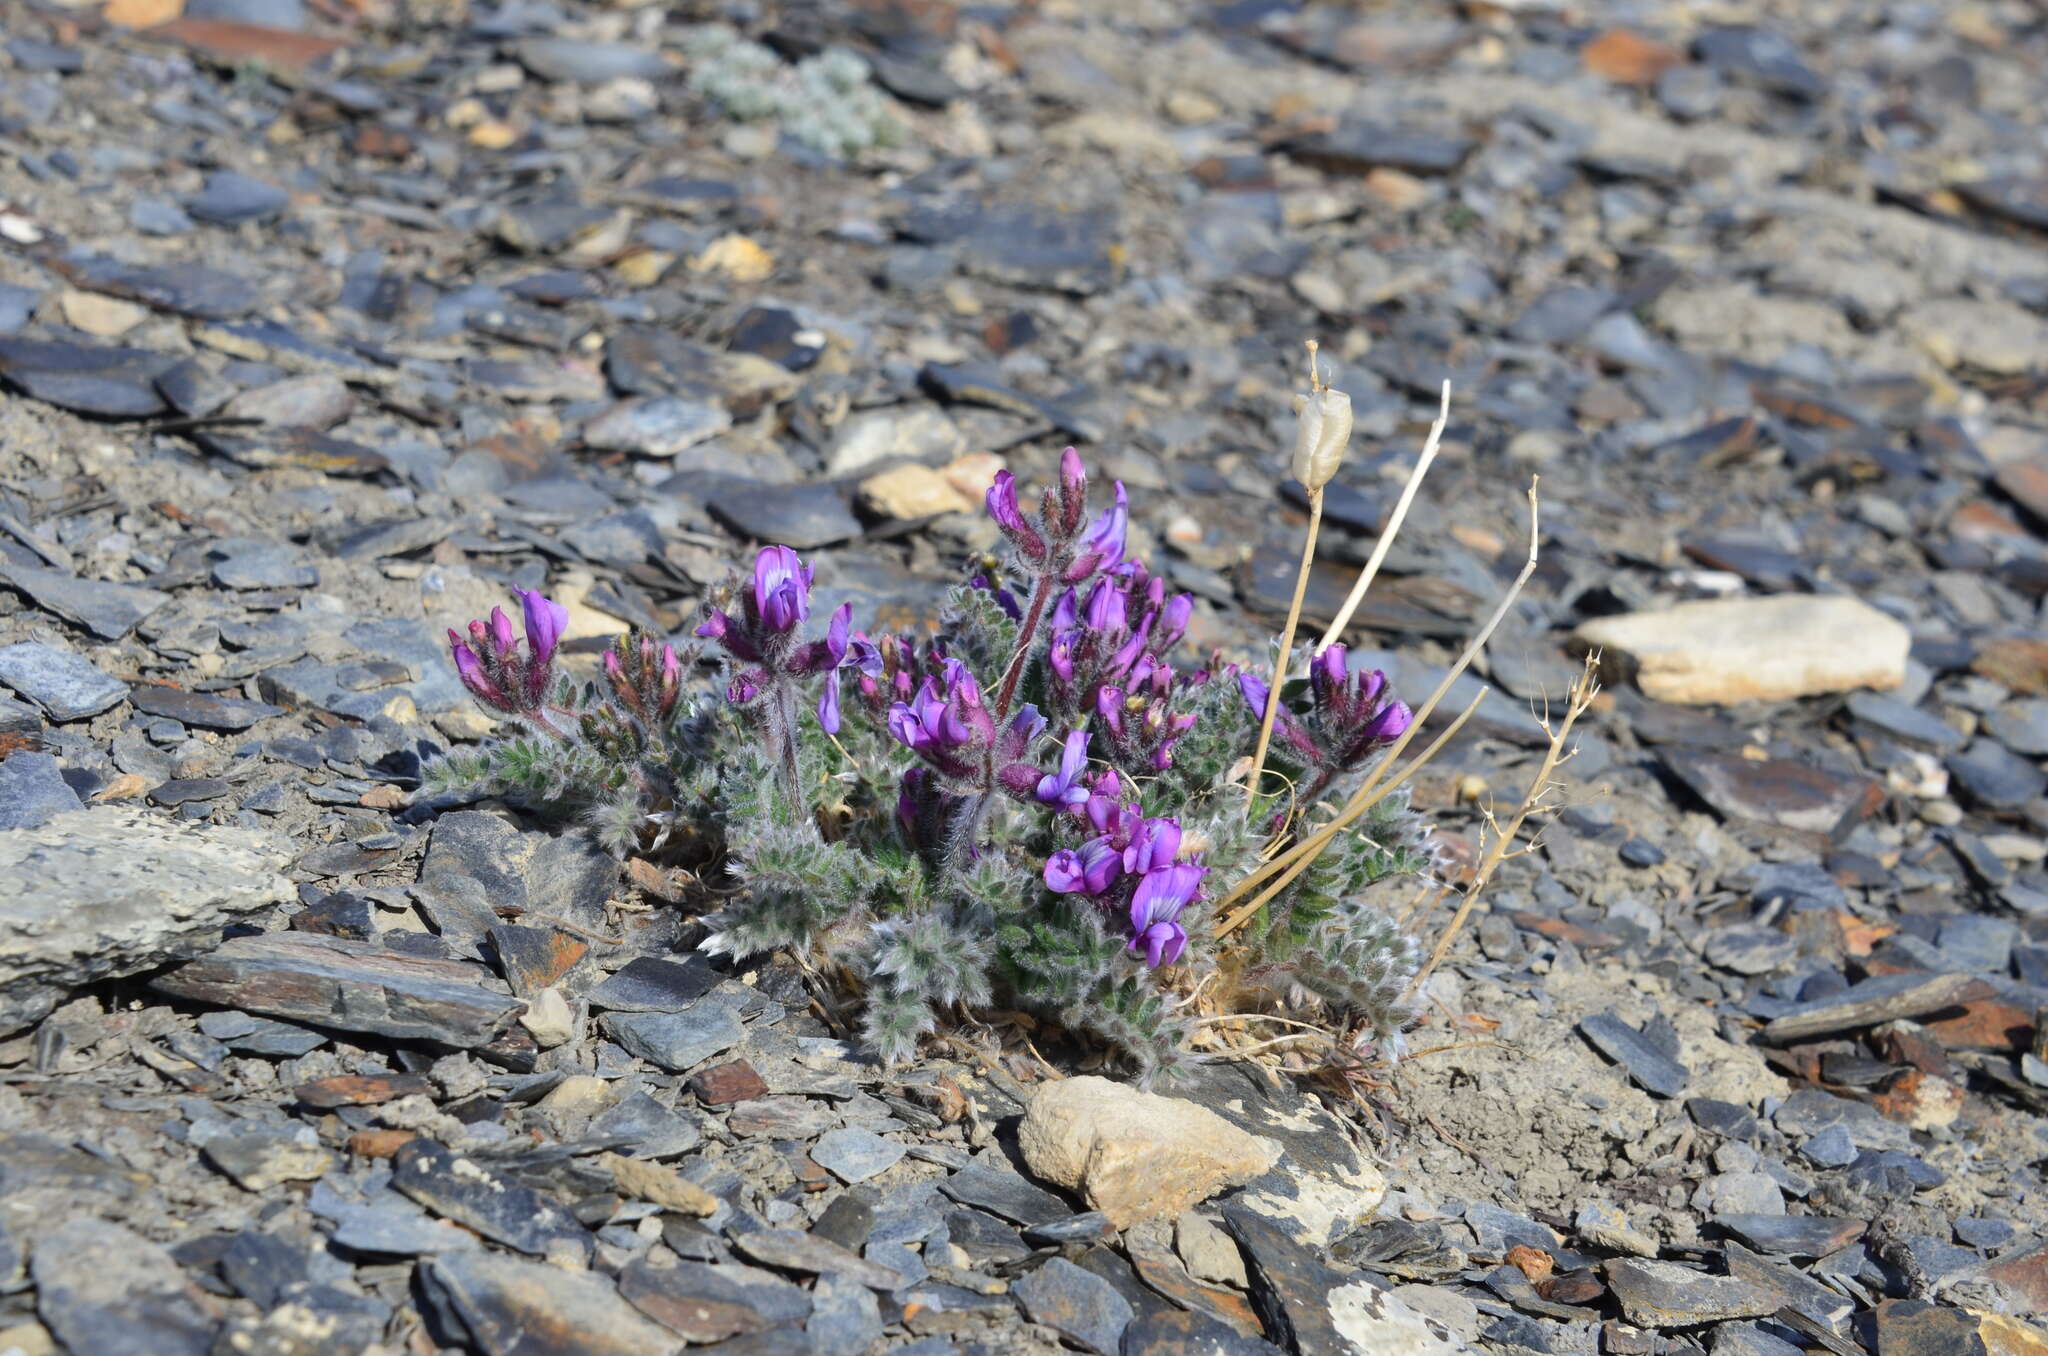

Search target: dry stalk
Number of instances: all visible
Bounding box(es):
[1320,379,1452,647]
[1212,477,1542,939]
[1403,651,1601,1000]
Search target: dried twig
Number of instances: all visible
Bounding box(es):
[1321,379,1451,646]
[1213,478,1542,940]
[1403,651,1599,1000]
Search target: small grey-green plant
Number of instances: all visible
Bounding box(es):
[679,24,902,159]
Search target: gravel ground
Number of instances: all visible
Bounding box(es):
[3,0,2048,1352]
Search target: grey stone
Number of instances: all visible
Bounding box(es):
[1799,1125,1857,1168]
[0,642,128,720]
[186,171,290,227]
[202,1129,337,1191]
[31,1217,220,1356]
[1937,913,2020,973]
[1712,1215,1864,1259]
[128,685,283,730]
[589,1090,703,1159]
[1700,1172,1784,1216]
[154,931,526,1048]
[588,954,722,1011]
[393,1138,591,1258]
[130,197,194,236]
[707,482,864,551]
[603,1002,745,1072]
[1988,699,2048,756]
[937,1160,1074,1227]
[806,1271,883,1356]
[1605,1257,1779,1326]
[1947,738,2047,810]
[1845,692,1963,752]
[811,1127,907,1184]
[730,1228,908,1290]
[0,560,170,638]
[198,1009,327,1056]
[420,1249,679,1356]
[1011,1257,1133,1356]
[1578,1011,1690,1098]
[515,37,670,83]
[0,751,85,830]
[584,396,731,456]
[1,807,291,1034]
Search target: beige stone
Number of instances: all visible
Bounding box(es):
[858,464,974,520]
[600,1153,718,1215]
[1016,1075,1278,1228]
[59,290,149,338]
[1572,595,1909,705]
[519,986,575,1048]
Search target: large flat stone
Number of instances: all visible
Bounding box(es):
[1574,595,1909,704]
[153,931,526,1048]
[0,807,292,1035]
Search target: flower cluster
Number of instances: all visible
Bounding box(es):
[430,438,1437,1082]
[1238,642,1414,776]
[448,589,569,724]
[1043,770,1208,967]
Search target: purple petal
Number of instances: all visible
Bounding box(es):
[518,590,569,666]
[819,672,843,734]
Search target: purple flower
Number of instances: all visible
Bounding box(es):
[518,590,568,668]
[1122,816,1183,876]
[1035,730,1092,807]
[488,606,517,661]
[448,632,503,707]
[1056,447,1089,535]
[986,470,1047,562]
[752,545,812,634]
[1080,480,1127,569]
[815,602,880,734]
[1045,836,1122,896]
[450,591,570,717]
[1128,863,1204,967]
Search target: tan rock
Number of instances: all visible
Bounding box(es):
[859,464,974,520]
[600,1153,718,1215]
[1572,595,1909,705]
[59,290,149,338]
[1016,1075,1278,1228]
[519,986,576,1048]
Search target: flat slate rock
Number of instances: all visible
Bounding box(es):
[2,806,292,1035]
[729,1228,907,1291]
[0,641,128,720]
[53,251,261,320]
[31,1217,221,1356]
[392,1138,592,1258]
[1221,1205,1356,1355]
[0,560,171,638]
[811,1126,907,1184]
[1761,972,1981,1042]
[603,1002,745,1072]
[0,750,86,831]
[1712,1214,1865,1258]
[129,684,284,730]
[1011,1257,1134,1356]
[0,336,177,417]
[588,954,722,1011]
[1579,1011,1691,1098]
[420,1248,680,1356]
[1661,748,1881,836]
[193,426,392,476]
[1605,1257,1780,1326]
[706,481,864,551]
[153,931,526,1047]
[937,1160,1075,1227]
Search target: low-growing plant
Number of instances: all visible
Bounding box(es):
[679,24,903,159]
[427,357,1568,1081]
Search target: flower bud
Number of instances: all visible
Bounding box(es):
[1290,384,1353,491]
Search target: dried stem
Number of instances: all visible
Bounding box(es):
[1320,380,1451,647]
[1211,688,1486,941]
[1213,478,1542,937]
[1247,488,1323,803]
[1404,651,1600,1000]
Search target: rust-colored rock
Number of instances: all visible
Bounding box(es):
[690,1060,768,1106]
[295,1074,434,1108]
[1581,29,1684,84]
[140,17,346,72]
[1871,1070,1965,1130]
[346,1129,416,1158]
[1975,638,2048,696]
[1925,998,2036,1052]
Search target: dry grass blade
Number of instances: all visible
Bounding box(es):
[1320,379,1451,647]
[1212,477,1542,937]
[1248,487,1323,802]
[1404,650,1601,999]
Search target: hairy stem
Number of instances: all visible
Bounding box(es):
[1248,489,1323,803]
[993,567,1056,722]
[770,680,803,813]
